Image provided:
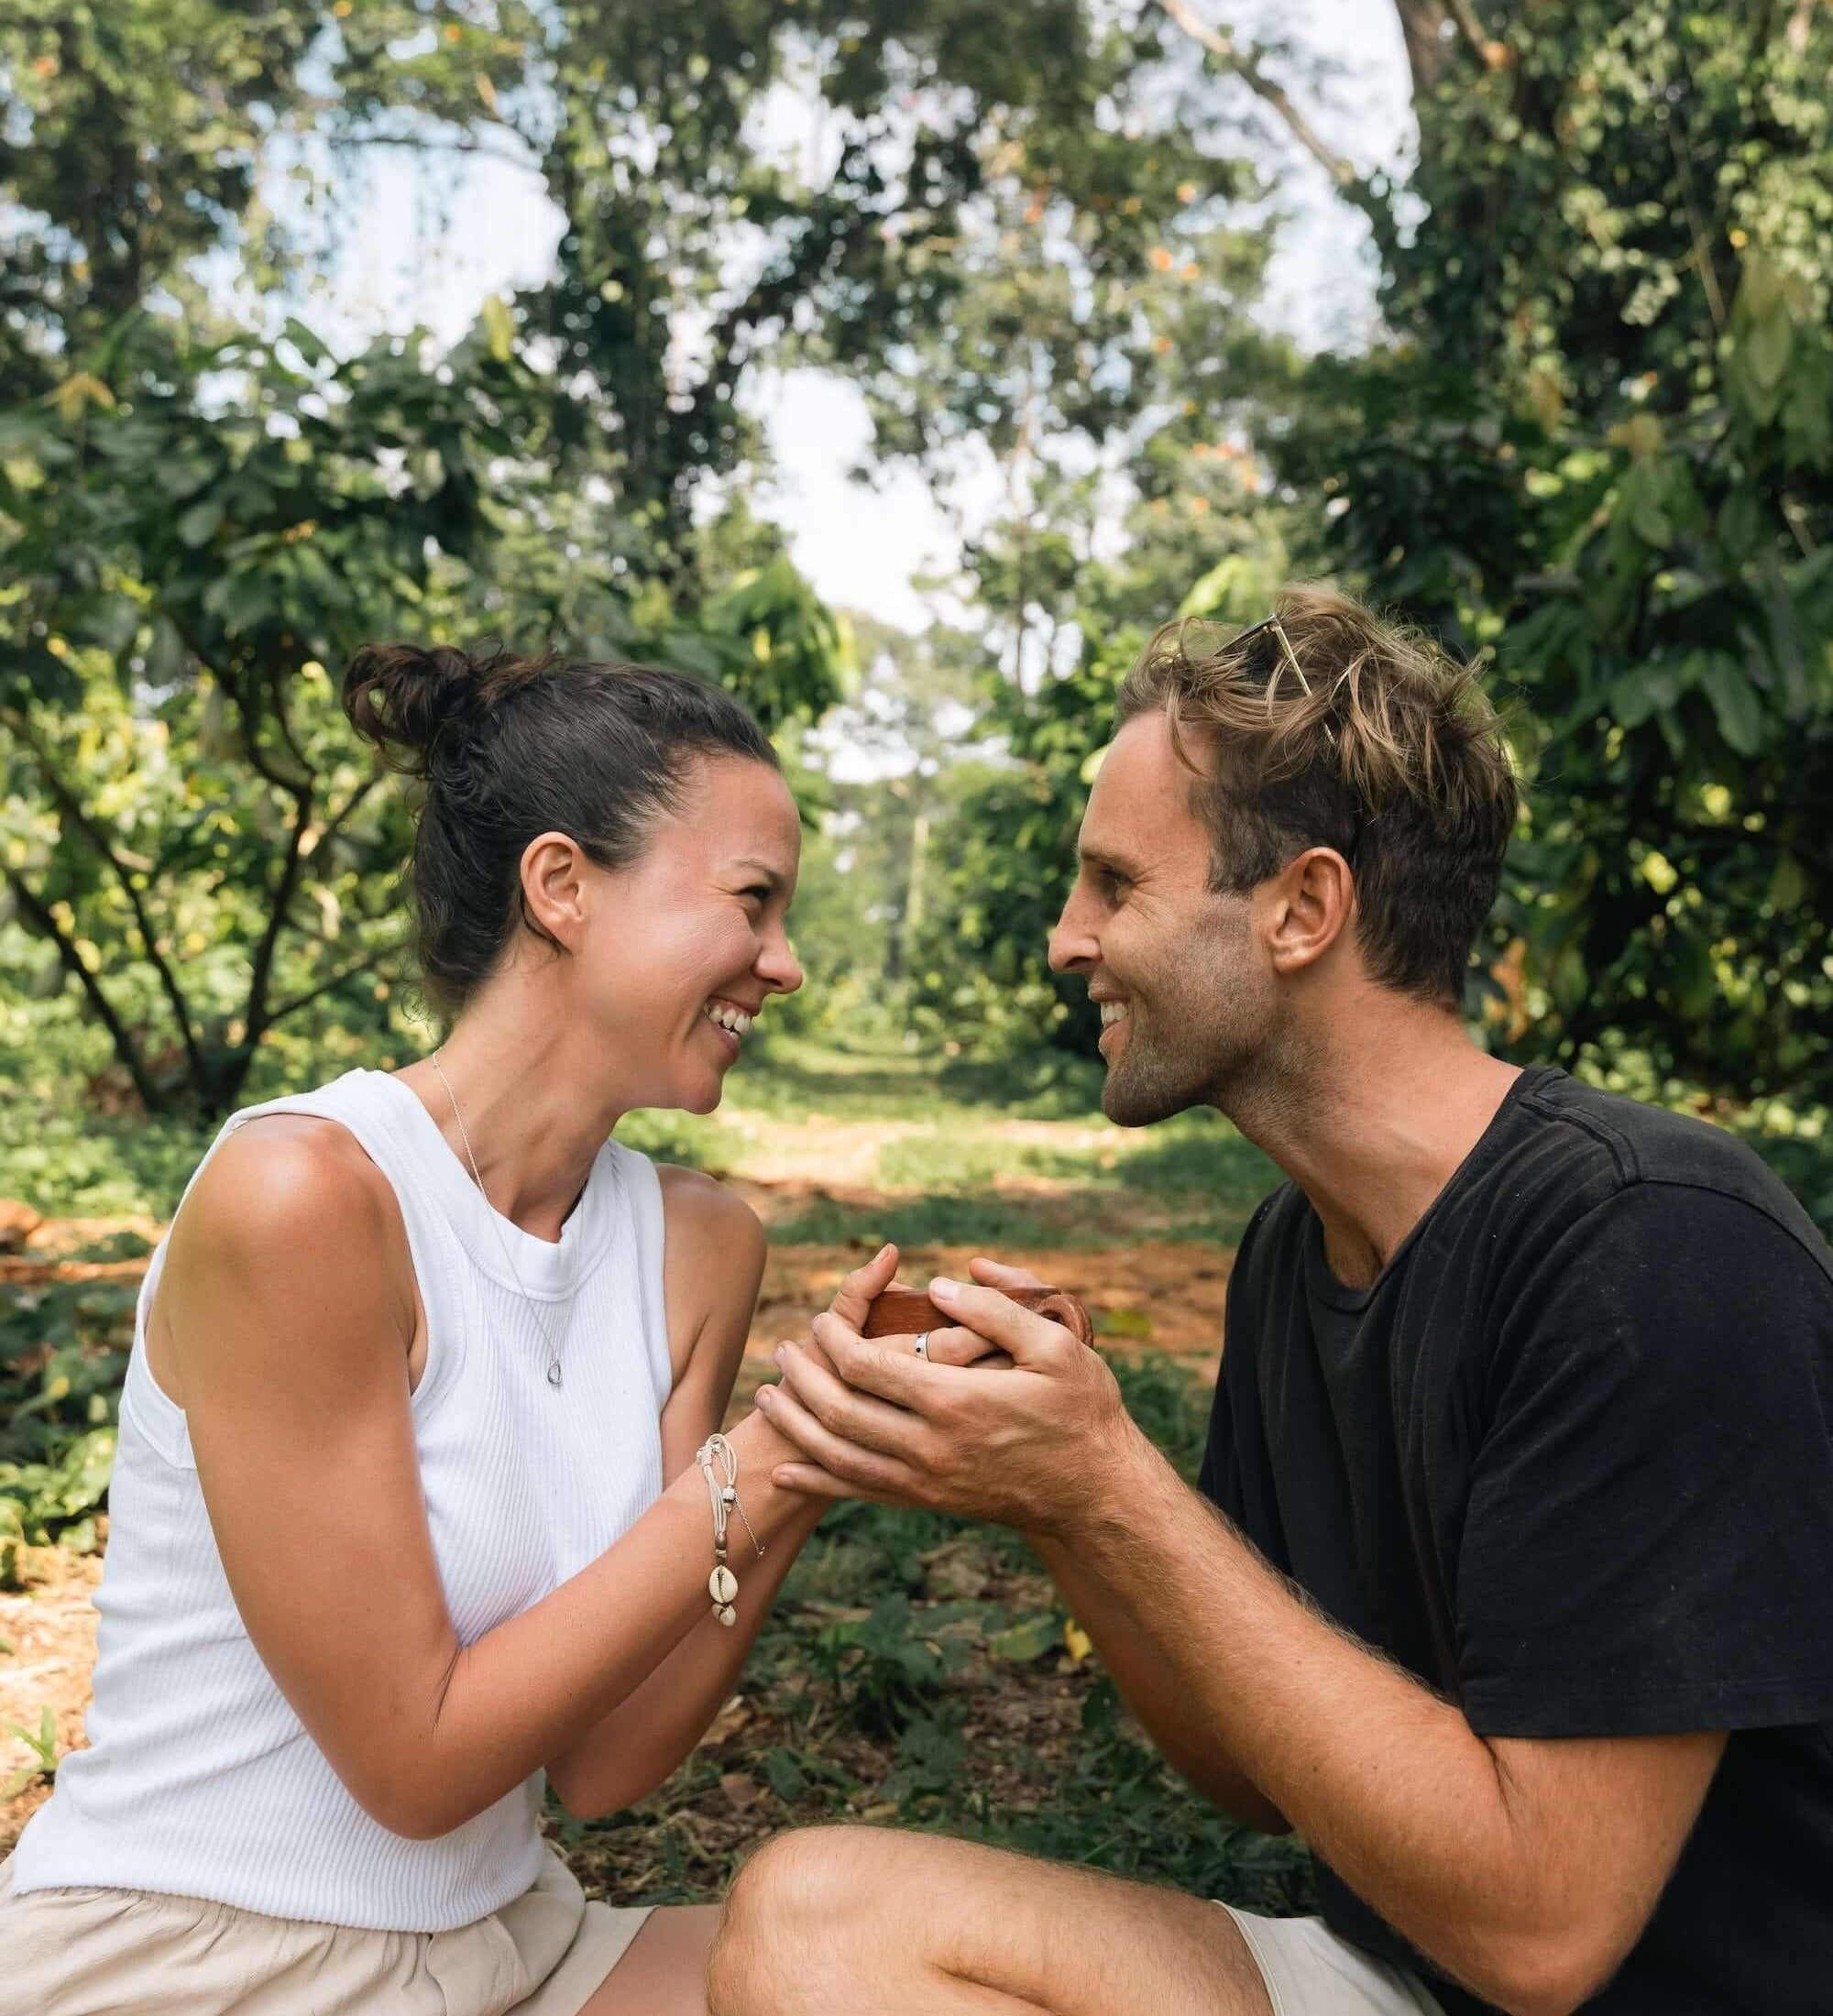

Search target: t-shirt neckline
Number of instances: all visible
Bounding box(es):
[1302,1063,1564,1312]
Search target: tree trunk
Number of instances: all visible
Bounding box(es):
[1392,0,1458,98]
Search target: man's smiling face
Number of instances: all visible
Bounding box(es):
[1048,708,1277,1126]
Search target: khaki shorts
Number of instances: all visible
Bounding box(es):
[0,1844,652,2016]
[1221,1905,1448,2016]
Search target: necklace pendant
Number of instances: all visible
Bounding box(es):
[546,1360,564,1388]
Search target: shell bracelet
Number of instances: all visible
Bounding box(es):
[696,1434,764,1627]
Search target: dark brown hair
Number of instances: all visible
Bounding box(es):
[1114,586,1517,1006]
[343,642,778,1013]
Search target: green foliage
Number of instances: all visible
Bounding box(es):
[1,1704,61,1799]
[0,0,322,376]
[1280,1,1833,1102]
[0,1272,136,1582]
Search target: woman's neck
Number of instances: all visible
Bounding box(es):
[395,1003,630,1243]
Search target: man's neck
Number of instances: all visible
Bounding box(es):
[1222,999,1523,1291]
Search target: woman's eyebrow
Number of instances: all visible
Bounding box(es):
[733,856,784,886]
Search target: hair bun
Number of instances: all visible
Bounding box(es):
[341,641,543,776]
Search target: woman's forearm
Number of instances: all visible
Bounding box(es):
[546,1491,827,1818]
[360,1410,813,1838]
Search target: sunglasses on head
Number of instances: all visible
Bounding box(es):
[1229,614,1310,696]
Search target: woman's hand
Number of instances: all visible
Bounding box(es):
[860,1254,1056,1372]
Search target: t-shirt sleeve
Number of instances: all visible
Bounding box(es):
[1456,1180,1833,1737]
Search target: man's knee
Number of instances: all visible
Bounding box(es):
[708,1826,885,2014]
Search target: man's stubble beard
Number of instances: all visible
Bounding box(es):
[1099,904,1284,1130]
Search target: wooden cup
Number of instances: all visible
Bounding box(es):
[861,1283,1094,1347]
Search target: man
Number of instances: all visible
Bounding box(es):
[718,588,1833,2016]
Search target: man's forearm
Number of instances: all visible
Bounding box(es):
[1054,1430,1608,2010]
[1031,1531,1291,1834]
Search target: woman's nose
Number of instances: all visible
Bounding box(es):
[761,935,804,995]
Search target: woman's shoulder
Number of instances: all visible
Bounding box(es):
[174,1112,402,1284]
[653,1162,764,1266]
[204,1110,391,1216]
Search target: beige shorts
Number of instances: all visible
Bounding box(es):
[1221,1904,1448,2016]
[0,1844,652,2016]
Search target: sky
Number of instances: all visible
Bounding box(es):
[274,1,1416,634]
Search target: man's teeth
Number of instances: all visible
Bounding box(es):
[705,1002,753,1038]
[1099,1002,1131,1025]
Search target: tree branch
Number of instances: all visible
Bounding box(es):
[319,773,379,852]
[1156,0,1385,225]
[1,704,210,1093]
[1443,0,1507,70]
[242,789,316,1047]
[1663,103,1729,335]
[263,953,401,1031]
[1,860,162,1113]
[328,130,544,178]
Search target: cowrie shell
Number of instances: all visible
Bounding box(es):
[709,1565,739,1605]
[716,1603,739,1627]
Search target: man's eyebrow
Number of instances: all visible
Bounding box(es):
[1079,842,1146,876]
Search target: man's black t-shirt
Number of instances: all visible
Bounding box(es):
[1198,1067,1833,2015]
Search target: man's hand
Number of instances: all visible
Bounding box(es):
[756,1274,1148,1535]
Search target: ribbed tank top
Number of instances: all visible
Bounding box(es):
[8,1068,674,1930]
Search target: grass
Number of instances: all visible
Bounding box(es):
[768,1193,1092,1249]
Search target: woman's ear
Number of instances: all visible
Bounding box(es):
[1264,845,1356,978]
[518,831,591,950]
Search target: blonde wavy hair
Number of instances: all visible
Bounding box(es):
[1114,585,1517,1006]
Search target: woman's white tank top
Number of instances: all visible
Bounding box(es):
[8,1068,675,1931]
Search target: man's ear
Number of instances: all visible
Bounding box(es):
[519,830,590,950]
[1262,846,1356,978]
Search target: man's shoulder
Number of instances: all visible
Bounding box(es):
[1500,1068,1828,1271]
[1236,1179,1308,1255]
[1226,1182,1312,1309]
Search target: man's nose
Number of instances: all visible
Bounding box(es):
[1048,889,1096,975]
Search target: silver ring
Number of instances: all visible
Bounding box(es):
[913,1332,929,1359]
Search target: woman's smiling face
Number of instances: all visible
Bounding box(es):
[566,754,804,1112]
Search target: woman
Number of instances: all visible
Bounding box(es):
[0,642,895,2014]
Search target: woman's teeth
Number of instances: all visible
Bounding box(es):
[1099,1002,1131,1025]
[704,1002,753,1038]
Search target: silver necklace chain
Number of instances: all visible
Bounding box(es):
[429,1047,573,1388]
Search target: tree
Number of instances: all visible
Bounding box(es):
[1,315,523,1115]
[2,5,921,1116]
[0,0,324,390]
[1278,0,1833,1102]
